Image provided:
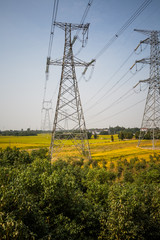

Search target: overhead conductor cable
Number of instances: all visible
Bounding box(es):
[84,0,152,107]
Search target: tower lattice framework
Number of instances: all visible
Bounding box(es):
[41,100,52,131]
[135,29,160,149]
[49,22,92,161]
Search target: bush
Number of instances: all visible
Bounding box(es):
[1,147,160,239]
[0,147,32,166]
[87,132,92,139]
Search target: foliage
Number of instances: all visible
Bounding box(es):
[111,135,114,142]
[1,147,160,239]
[144,131,152,140]
[87,132,92,139]
[118,131,125,140]
[135,131,140,139]
[125,131,133,139]
[108,126,139,135]
[99,130,108,135]
[94,132,98,139]
[0,129,43,136]
[118,131,133,140]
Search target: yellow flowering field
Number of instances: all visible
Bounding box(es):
[0,134,159,164]
[0,134,51,149]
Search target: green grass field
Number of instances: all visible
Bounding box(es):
[0,134,160,165]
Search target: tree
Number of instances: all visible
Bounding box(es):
[118,131,124,140]
[87,132,92,139]
[144,131,152,139]
[125,131,133,139]
[135,131,140,139]
[99,130,108,135]
[94,132,98,139]
[1,147,160,239]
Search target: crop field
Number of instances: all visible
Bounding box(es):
[0,134,50,150]
[0,134,160,166]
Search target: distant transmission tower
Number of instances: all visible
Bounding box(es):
[41,68,53,131]
[48,22,93,161]
[133,29,160,149]
[41,100,52,131]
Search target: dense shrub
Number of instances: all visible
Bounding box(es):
[1,147,160,239]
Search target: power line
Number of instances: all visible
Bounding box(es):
[42,0,59,103]
[94,0,152,60]
[85,69,130,112]
[90,87,135,117]
[84,0,152,127]
[76,0,94,36]
[85,63,147,113]
[47,0,59,58]
[73,0,94,54]
[105,98,145,120]
[98,74,135,105]
[88,98,145,125]
[80,0,152,104]
[86,65,147,119]
[84,50,135,105]
[85,63,147,119]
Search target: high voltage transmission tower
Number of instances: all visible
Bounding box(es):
[41,78,53,131]
[41,100,52,131]
[48,22,93,161]
[132,29,160,149]
[41,69,53,131]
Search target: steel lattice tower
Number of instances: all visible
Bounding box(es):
[134,29,160,149]
[49,22,92,161]
[41,100,52,131]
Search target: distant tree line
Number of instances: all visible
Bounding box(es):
[118,130,160,140]
[88,126,140,136]
[118,131,134,140]
[109,126,140,135]
[0,129,50,136]
[89,126,160,140]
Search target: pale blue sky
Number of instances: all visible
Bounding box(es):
[0,0,160,130]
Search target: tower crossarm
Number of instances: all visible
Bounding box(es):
[134,29,160,36]
[55,21,89,31]
[46,22,90,72]
[49,57,95,67]
[134,38,150,51]
[133,78,150,88]
[42,100,52,110]
[136,58,151,64]
[130,58,150,70]
[133,57,160,66]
